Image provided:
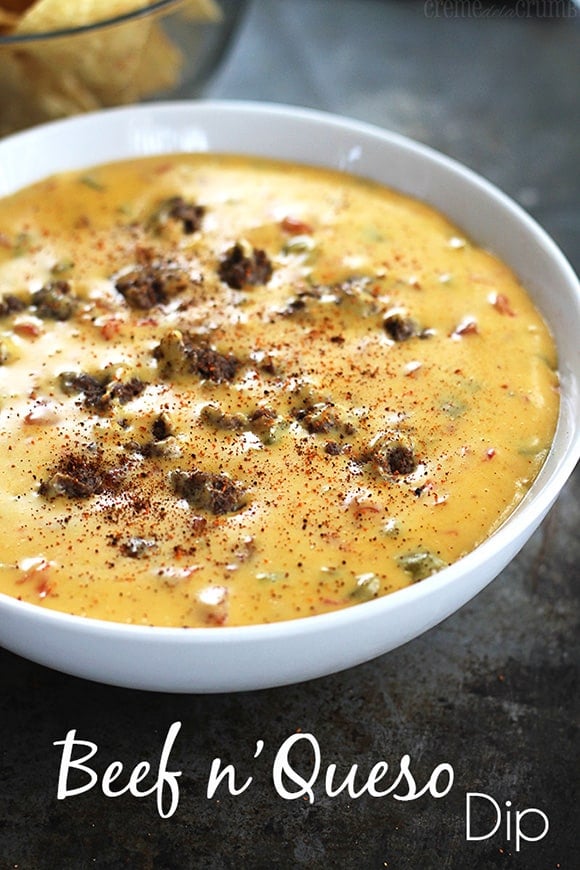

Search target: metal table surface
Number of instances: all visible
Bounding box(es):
[1,2,578,868]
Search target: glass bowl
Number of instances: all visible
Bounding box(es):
[0,0,246,136]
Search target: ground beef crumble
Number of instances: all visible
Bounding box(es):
[32,281,79,321]
[218,242,273,289]
[154,330,240,383]
[386,444,417,474]
[114,245,199,311]
[360,438,417,476]
[151,413,173,441]
[383,314,417,342]
[170,469,248,515]
[200,404,246,431]
[58,371,146,411]
[248,406,278,435]
[115,263,193,310]
[294,401,356,437]
[39,451,124,500]
[108,378,146,405]
[148,196,206,235]
[194,345,240,382]
[164,196,205,234]
[0,294,26,317]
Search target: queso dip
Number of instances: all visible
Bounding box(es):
[0,154,559,626]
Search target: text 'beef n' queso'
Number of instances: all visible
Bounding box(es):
[0,154,559,626]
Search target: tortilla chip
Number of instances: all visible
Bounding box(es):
[0,9,19,33]
[0,0,36,14]
[179,0,222,22]
[0,14,183,136]
[0,0,223,135]
[15,0,158,34]
[129,21,183,97]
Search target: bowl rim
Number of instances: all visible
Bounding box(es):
[0,99,578,649]
[0,0,206,45]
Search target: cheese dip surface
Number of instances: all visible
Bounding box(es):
[0,154,558,627]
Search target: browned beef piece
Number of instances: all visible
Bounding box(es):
[32,281,78,321]
[39,452,121,500]
[218,243,273,289]
[58,371,145,411]
[294,401,356,437]
[164,196,205,234]
[170,469,247,515]
[151,413,173,441]
[200,405,246,431]
[247,407,277,432]
[115,263,191,310]
[0,294,26,317]
[360,438,417,476]
[383,314,417,342]
[58,372,109,408]
[153,331,240,383]
[385,444,416,474]
[108,378,146,405]
[193,345,240,382]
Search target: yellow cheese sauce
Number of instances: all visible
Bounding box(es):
[0,154,558,626]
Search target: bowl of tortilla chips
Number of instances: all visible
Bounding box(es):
[0,0,245,136]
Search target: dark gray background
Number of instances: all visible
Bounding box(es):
[1,2,578,867]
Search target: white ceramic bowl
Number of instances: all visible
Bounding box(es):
[0,102,578,692]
